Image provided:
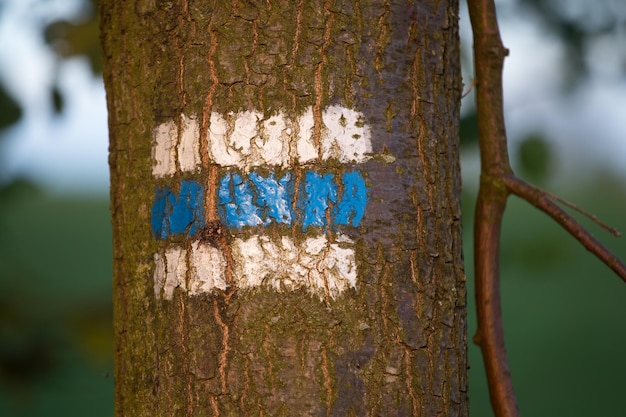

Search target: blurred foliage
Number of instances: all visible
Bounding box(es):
[460,0,626,150]
[459,110,478,147]
[0,185,113,417]
[519,0,626,84]
[44,0,102,75]
[50,84,64,114]
[43,0,100,115]
[0,83,22,131]
[517,133,552,183]
[0,289,61,387]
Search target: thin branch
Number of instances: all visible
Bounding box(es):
[503,175,626,282]
[467,0,520,415]
[473,183,518,417]
[539,187,621,237]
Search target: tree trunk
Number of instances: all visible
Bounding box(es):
[100,1,466,416]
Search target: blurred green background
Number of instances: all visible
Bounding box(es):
[0,184,113,417]
[0,0,625,416]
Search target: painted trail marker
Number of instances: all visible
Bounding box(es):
[151,106,373,300]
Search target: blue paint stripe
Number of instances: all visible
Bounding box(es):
[151,180,205,238]
[218,172,265,229]
[153,170,368,239]
[249,172,294,225]
[334,171,367,227]
[151,186,170,239]
[299,171,337,231]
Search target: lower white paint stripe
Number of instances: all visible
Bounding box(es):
[153,234,357,300]
[232,234,357,297]
[154,242,228,300]
[189,241,228,293]
[153,246,186,300]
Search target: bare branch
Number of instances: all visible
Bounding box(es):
[472,184,519,417]
[467,0,520,414]
[503,175,626,282]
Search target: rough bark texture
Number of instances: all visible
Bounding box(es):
[100,1,466,416]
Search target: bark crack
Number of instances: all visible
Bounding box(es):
[403,344,420,416]
[176,291,194,417]
[321,345,333,417]
[213,298,230,397]
[313,0,334,153]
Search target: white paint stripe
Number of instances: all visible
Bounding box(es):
[153,247,187,300]
[189,241,228,294]
[178,114,200,172]
[255,112,291,167]
[321,105,372,163]
[153,106,373,175]
[232,234,357,298]
[153,252,166,299]
[154,242,227,300]
[208,112,239,167]
[153,234,357,300]
[152,120,177,178]
[296,107,318,163]
[153,114,201,177]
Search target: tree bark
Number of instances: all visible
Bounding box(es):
[100,1,466,416]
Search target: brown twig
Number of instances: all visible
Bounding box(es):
[467,0,520,415]
[473,183,518,417]
[469,0,626,416]
[503,175,626,282]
